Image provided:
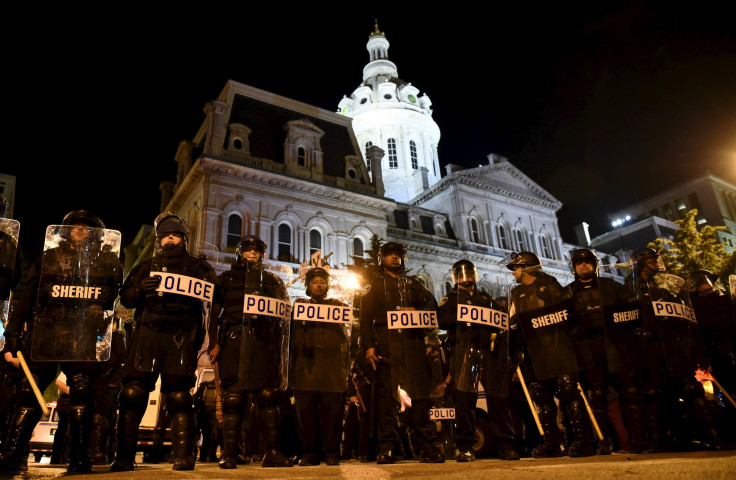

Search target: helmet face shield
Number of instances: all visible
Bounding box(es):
[451,261,478,285]
[235,235,267,265]
[687,270,725,296]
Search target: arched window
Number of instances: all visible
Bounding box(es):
[470,218,480,243]
[387,138,398,169]
[410,140,418,169]
[353,238,364,258]
[309,229,322,259]
[365,141,373,171]
[297,146,306,167]
[540,235,552,258]
[514,229,526,251]
[497,224,509,250]
[278,224,293,262]
[226,214,243,253]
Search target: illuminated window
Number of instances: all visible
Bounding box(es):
[365,141,373,171]
[410,140,418,169]
[388,138,398,169]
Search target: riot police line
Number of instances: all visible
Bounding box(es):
[0,202,734,473]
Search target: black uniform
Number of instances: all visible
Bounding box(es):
[111,244,216,471]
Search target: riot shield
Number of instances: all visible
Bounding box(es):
[516,298,591,380]
[648,274,710,377]
[30,225,121,362]
[387,275,444,401]
[134,249,215,375]
[238,262,291,391]
[453,292,510,396]
[602,301,645,374]
[0,218,20,351]
[289,270,354,393]
[692,294,735,340]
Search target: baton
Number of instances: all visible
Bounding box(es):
[516,365,544,436]
[577,382,604,441]
[353,378,367,413]
[711,377,736,409]
[16,352,50,417]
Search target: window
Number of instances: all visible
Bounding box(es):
[226,214,242,253]
[497,224,509,250]
[675,198,687,219]
[470,218,480,243]
[297,147,306,167]
[514,229,526,251]
[309,229,322,259]
[278,224,292,262]
[662,204,674,221]
[388,138,397,169]
[353,238,364,258]
[365,141,373,171]
[410,140,418,169]
[540,235,551,258]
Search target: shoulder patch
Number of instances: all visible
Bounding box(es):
[439,296,448,307]
[361,284,371,296]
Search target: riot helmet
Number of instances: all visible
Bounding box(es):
[506,251,541,283]
[304,267,331,297]
[570,248,598,280]
[62,210,105,229]
[235,235,267,265]
[629,247,665,278]
[378,242,406,271]
[0,194,7,218]
[451,260,478,286]
[687,269,725,297]
[154,211,189,253]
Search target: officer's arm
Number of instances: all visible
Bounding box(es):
[119,261,149,309]
[437,294,457,330]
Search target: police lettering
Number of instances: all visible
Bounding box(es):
[243,294,289,318]
[51,285,102,299]
[531,309,569,328]
[613,309,639,322]
[293,303,352,324]
[387,310,437,329]
[152,272,214,302]
[652,301,697,323]
[429,408,455,420]
[457,305,509,330]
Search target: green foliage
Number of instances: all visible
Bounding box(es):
[344,233,384,287]
[647,209,734,282]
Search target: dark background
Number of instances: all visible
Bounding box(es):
[5,3,735,262]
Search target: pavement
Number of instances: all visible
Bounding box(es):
[3,451,736,480]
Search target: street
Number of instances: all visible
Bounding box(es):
[5,451,735,480]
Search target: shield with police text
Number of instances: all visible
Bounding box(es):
[647,274,710,377]
[134,252,215,375]
[31,225,121,362]
[453,291,510,396]
[238,264,291,391]
[0,218,20,351]
[387,274,444,401]
[517,298,591,380]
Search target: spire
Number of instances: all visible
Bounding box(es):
[369,19,385,39]
[363,21,397,81]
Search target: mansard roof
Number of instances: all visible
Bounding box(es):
[412,158,563,211]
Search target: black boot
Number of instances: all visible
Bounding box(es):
[567,401,595,457]
[109,409,140,472]
[170,412,195,470]
[532,405,563,458]
[620,386,657,453]
[219,412,241,469]
[68,405,93,472]
[89,413,110,465]
[0,407,40,473]
[258,406,293,467]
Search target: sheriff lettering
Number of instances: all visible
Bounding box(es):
[652,301,697,323]
[387,310,437,329]
[531,309,569,328]
[613,309,639,323]
[51,285,103,299]
[457,305,509,330]
[243,294,290,318]
[152,272,214,302]
[293,303,352,324]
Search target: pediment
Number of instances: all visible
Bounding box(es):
[456,163,562,209]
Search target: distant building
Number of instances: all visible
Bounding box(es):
[0,173,16,218]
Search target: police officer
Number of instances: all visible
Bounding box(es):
[208,235,294,469]
[507,251,594,458]
[566,248,628,454]
[437,260,520,461]
[290,267,351,466]
[111,212,217,471]
[359,242,445,464]
[1,210,123,473]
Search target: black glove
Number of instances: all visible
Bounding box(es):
[141,276,162,293]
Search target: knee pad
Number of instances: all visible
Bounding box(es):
[70,405,89,423]
[118,381,149,414]
[642,385,660,401]
[166,391,193,414]
[556,376,579,403]
[587,386,606,407]
[530,382,554,406]
[223,392,244,414]
[256,388,281,407]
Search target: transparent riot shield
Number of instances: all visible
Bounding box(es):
[289,270,355,393]
[648,274,710,377]
[387,275,444,401]
[238,261,292,391]
[516,298,591,380]
[31,225,121,362]
[0,218,20,351]
[134,249,215,375]
[453,291,510,396]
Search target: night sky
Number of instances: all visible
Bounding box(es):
[5,4,735,262]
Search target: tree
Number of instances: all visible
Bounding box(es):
[344,233,383,287]
[647,209,734,283]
